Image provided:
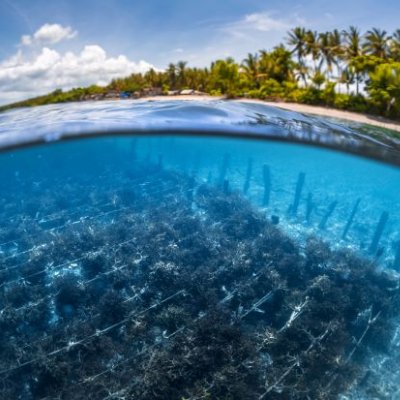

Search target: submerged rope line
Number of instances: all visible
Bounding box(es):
[68,264,270,390]
[0,290,186,376]
[7,241,269,391]
[0,179,189,272]
[0,199,194,289]
[0,175,168,249]
[0,236,137,289]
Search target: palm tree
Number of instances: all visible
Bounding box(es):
[258,50,272,80]
[287,27,308,62]
[330,29,344,80]
[389,29,400,61]
[270,45,296,83]
[305,30,320,70]
[144,68,157,87]
[364,28,390,58]
[257,46,295,84]
[338,68,355,94]
[177,61,188,88]
[318,32,336,79]
[343,26,363,94]
[287,27,308,85]
[343,26,363,58]
[242,53,259,87]
[167,63,177,89]
[330,29,344,60]
[209,58,240,95]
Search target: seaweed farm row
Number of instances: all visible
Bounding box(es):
[0,136,399,399]
[136,137,400,266]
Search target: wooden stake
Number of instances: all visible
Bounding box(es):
[342,198,361,239]
[218,153,230,187]
[243,158,253,194]
[262,165,271,206]
[319,201,338,230]
[305,193,313,223]
[290,172,305,216]
[369,211,389,255]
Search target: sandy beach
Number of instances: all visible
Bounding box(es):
[145,95,400,134]
[261,101,400,133]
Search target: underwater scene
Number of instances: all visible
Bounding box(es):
[0,100,400,400]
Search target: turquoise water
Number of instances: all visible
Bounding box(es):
[0,100,399,399]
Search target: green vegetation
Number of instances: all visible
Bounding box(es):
[2,26,400,120]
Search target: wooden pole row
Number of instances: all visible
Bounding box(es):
[216,155,395,264]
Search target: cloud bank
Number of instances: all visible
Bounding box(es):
[0,23,156,104]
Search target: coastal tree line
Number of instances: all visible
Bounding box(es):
[2,26,400,119]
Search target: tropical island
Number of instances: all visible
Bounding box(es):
[1,26,400,123]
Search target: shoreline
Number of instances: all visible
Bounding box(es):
[141,95,400,134]
[3,94,400,134]
[260,101,400,134]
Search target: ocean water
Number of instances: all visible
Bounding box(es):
[0,100,399,399]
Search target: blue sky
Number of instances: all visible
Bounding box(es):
[0,0,399,104]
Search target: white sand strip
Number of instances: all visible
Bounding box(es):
[137,96,400,134]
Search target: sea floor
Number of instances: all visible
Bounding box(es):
[0,137,399,399]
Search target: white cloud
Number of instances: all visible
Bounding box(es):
[179,11,307,66]
[21,35,33,46]
[21,23,77,46]
[242,13,292,32]
[0,43,156,103]
[0,23,157,104]
[223,11,306,38]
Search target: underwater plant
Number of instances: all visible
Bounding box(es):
[0,153,399,400]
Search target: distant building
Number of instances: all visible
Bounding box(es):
[142,87,163,96]
[80,93,104,101]
[104,90,120,99]
[180,89,195,95]
[92,94,104,100]
[120,91,132,99]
